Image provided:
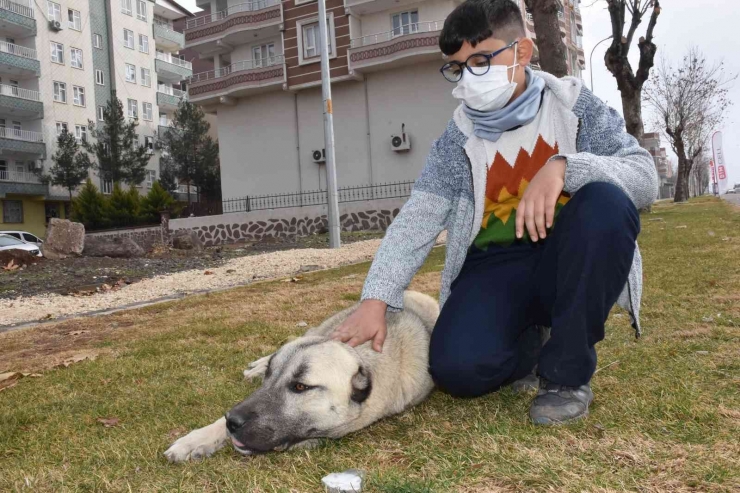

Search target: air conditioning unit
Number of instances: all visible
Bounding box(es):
[391,124,410,152]
[312,148,325,163]
[49,20,62,31]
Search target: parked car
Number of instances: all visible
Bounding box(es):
[727,189,737,194]
[1,230,44,246]
[0,234,43,257]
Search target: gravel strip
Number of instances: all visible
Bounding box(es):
[1,235,446,327]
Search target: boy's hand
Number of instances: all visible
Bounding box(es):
[516,158,566,242]
[330,299,388,352]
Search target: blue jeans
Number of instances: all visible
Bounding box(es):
[429,182,640,396]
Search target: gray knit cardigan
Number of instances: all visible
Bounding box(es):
[361,71,659,336]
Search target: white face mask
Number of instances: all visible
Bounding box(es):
[451,44,519,112]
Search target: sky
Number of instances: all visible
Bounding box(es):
[579,0,740,188]
[177,0,740,188]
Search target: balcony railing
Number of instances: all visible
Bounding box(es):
[158,86,187,98]
[155,52,192,70]
[0,126,43,142]
[0,40,36,60]
[186,0,280,29]
[0,168,40,183]
[0,0,34,19]
[350,21,444,49]
[0,83,39,101]
[189,55,284,83]
[154,18,174,29]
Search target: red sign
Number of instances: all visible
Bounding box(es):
[718,165,727,180]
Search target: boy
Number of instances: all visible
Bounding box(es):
[331,0,658,425]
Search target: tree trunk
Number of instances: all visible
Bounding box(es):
[674,156,692,203]
[187,182,192,206]
[620,87,644,143]
[526,0,569,78]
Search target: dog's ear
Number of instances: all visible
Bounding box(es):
[350,366,372,404]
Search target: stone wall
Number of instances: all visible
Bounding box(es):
[170,197,407,247]
[85,225,164,252]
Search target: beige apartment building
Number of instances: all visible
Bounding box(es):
[183,0,585,201]
[0,0,193,237]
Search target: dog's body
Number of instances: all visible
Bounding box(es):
[164,290,439,462]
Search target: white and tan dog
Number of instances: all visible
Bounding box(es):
[164,290,439,462]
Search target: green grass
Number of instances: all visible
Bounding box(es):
[1,198,739,492]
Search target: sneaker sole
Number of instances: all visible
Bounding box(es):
[531,410,589,426]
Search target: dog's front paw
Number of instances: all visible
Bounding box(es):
[164,431,219,463]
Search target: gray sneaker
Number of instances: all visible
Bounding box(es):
[510,371,540,394]
[529,378,594,425]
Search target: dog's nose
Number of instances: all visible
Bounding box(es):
[225,411,256,433]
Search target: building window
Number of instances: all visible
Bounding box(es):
[53,81,66,103]
[121,0,132,16]
[252,43,276,67]
[47,0,61,22]
[2,200,23,223]
[145,169,156,186]
[136,0,147,21]
[570,11,577,44]
[102,180,113,194]
[144,136,154,151]
[125,63,137,83]
[94,34,103,49]
[95,70,104,86]
[123,29,134,49]
[68,9,81,30]
[97,106,105,121]
[140,67,151,87]
[391,10,419,36]
[73,86,85,106]
[139,34,149,53]
[70,47,83,69]
[142,102,153,121]
[127,99,138,119]
[75,125,88,142]
[50,42,64,64]
[299,17,334,62]
[55,122,68,135]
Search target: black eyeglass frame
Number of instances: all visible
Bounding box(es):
[439,40,519,82]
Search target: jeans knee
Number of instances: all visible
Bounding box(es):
[568,182,639,236]
[429,353,513,398]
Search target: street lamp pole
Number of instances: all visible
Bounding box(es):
[589,35,613,92]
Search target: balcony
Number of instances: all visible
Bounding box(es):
[154,21,185,50]
[0,40,39,76]
[0,83,42,118]
[184,0,282,54]
[156,86,187,109]
[0,126,45,157]
[348,21,444,75]
[0,0,35,36]
[155,52,193,82]
[158,125,173,139]
[187,56,284,105]
[0,168,46,196]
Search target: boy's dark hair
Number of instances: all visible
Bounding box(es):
[439,0,526,56]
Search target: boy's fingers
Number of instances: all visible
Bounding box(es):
[534,196,546,239]
[516,199,526,239]
[545,193,558,228]
[525,198,538,241]
[372,330,385,353]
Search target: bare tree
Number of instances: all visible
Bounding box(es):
[601,0,661,142]
[644,47,735,203]
[689,152,710,197]
[524,0,568,77]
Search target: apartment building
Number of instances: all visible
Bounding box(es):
[183,0,585,200]
[643,131,675,199]
[0,0,193,237]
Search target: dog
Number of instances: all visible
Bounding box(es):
[164,290,439,462]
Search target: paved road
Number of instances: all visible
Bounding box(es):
[723,192,740,206]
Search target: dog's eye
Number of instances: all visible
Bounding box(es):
[292,383,308,392]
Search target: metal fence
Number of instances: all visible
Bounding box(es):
[199,181,415,216]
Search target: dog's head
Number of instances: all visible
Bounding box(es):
[225,336,372,455]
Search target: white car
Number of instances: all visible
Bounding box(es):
[0,234,43,257]
[2,230,44,246]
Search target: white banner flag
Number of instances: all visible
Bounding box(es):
[712,131,730,195]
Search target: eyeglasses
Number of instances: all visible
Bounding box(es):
[440,40,519,82]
